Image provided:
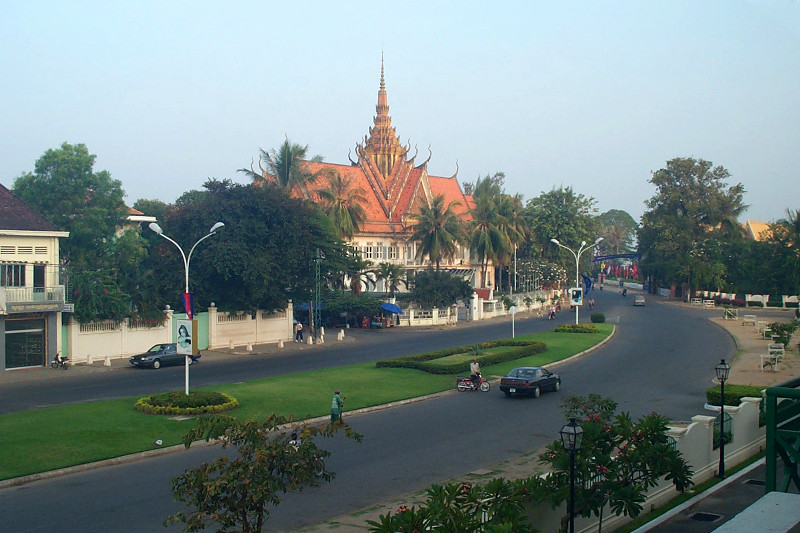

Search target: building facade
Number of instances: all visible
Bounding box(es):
[0,184,68,370]
[257,60,492,290]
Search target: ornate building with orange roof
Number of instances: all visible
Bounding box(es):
[275,61,492,290]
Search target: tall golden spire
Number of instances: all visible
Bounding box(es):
[363,54,406,178]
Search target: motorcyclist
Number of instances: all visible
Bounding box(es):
[470,358,481,389]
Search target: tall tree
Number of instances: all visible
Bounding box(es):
[770,208,800,294]
[495,193,527,290]
[238,137,325,193]
[596,209,638,254]
[467,194,504,288]
[372,262,407,297]
[638,157,747,294]
[317,170,368,240]
[13,142,127,268]
[158,179,347,313]
[523,186,599,270]
[408,195,465,270]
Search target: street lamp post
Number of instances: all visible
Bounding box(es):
[715,358,731,479]
[550,237,603,324]
[149,221,224,395]
[560,417,583,533]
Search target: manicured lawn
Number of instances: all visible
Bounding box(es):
[0,324,612,480]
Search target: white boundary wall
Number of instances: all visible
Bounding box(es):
[66,309,173,364]
[207,302,294,349]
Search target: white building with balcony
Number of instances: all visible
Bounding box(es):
[0,184,69,370]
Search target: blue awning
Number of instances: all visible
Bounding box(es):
[380,302,403,314]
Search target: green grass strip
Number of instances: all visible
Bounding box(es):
[0,324,612,480]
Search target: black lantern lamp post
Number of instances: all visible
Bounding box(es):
[715,358,731,479]
[560,417,584,533]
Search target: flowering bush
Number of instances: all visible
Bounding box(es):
[537,394,693,531]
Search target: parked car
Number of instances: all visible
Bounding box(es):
[499,366,560,398]
[633,295,646,306]
[129,343,198,369]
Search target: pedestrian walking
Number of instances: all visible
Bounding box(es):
[330,390,344,423]
[295,321,304,342]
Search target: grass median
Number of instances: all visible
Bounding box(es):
[0,324,612,481]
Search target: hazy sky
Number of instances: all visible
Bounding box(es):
[2,1,798,224]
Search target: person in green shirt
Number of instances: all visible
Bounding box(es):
[330,390,344,423]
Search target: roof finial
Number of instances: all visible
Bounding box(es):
[380,51,385,90]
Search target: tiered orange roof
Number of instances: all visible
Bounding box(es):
[296,57,472,236]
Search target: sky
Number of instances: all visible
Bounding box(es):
[2,1,799,224]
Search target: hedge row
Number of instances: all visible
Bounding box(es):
[705,384,764,407]
[135,390,240,416]
[554,324,599,334]
[376,340,547,375]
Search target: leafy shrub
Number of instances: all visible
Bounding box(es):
[706,384,763,407]
[554,323,598,333]
[769,321,798,346]
[376,340,547,374]
[135,390,239,415]
[590,312,605,323]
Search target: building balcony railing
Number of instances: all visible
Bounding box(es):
[0,286,66,313]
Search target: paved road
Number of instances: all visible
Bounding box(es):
[0,290,735,532]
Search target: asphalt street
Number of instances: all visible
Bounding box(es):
[0,289,735,532]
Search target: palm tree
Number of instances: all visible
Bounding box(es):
[494,194,527,290]
[468,194,504,288]
[317,170,368,240]
[372,262,407,297]
[344,251,375,294]
[408,195,465,270]
[238,137,324,193]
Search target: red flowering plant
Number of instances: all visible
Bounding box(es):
[537,395,693,532]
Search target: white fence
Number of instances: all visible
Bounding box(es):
[66,310,173,364]
[207,303,293,349]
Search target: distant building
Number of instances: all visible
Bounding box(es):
[0,184,69,370]
[743,220,772,241]
[252,59,492,290]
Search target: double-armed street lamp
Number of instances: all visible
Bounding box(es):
[551,237,603,324]
[715,358,731,479]
[149,221,225,395]
[560,417,584,533]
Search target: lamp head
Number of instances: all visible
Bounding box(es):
[715,359,730,382]
[560,417,584,452]
[581,240,586,246]
[595,237,604,244]
[148,222,163,235]
[209,222,225,233]
[550,238,560,245]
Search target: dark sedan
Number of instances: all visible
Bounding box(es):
[129,343,197,369]
[499,366,560,398]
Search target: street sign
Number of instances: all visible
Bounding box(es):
[570,288,583,306]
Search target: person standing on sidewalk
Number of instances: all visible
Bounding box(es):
[295,321,304,342]
[330,390,344,423]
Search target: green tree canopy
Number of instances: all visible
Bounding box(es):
[13,142,127,268]
[523,186,599,276]
[638,157,747,291]
[408,269,473,309]
[597,209,638,254]
[155,179,348,313]
[408,195,466,270]
[238,137,325,193]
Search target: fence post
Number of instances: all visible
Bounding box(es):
[207,303,217,349]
